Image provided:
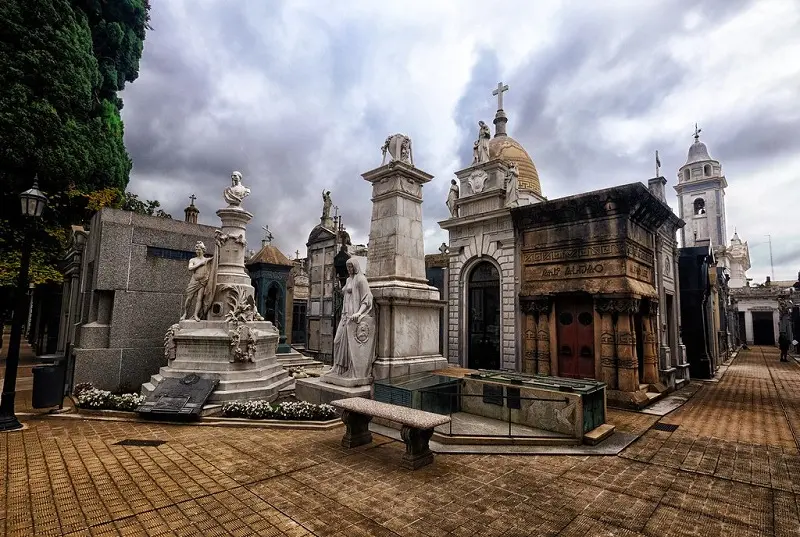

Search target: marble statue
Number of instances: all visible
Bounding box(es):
[380,133,414,166]
[476,120,491,164]
[322,190,333,220]
[446,179,459,217]
[224,171,251,207]
[472,140,480,165]
[322,258,376,386]
[181,241,216,321]
[505,162,520,208]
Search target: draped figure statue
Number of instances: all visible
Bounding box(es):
[321,258,376,386]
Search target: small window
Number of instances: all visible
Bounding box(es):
[559,312,574,325]
[578,312,593,326]
[693,198,706,215]
[683,169,690,182]
[703,164,712,176]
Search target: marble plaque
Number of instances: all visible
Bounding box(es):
[137,374,218,418]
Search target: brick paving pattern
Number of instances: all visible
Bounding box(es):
[2,346,799,536]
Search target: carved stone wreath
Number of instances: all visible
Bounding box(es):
[221,285,263,363]
[164,323,180,361]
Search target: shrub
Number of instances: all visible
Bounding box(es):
[222,400,337,421]
[72,382,94,398]
[73,383,145,411]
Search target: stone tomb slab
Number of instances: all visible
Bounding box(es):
[137,373,218,419]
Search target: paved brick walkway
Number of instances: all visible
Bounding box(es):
[2,347,800,536]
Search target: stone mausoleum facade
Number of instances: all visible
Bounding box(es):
[512,183,686,407]
[439,83,688,407]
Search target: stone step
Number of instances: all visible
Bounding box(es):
[276,356,324,368]
[166,357,281,372]
[207,379,294,403]
[158,364,284,381]
[215,372,291,392]
[141,382,156,396]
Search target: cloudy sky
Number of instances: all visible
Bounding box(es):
[120,0,800,283]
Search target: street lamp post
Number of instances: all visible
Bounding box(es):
[0,176,48,432]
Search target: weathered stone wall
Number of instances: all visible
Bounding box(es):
[72,208,218,392]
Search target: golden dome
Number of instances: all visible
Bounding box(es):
[488,135,542,196]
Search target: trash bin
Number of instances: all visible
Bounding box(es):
[32,356,66,409]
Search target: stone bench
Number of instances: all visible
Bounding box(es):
[330,397,451,469]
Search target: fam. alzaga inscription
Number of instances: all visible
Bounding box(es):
[537,263,605,278]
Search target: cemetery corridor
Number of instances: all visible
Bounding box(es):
[1,347,800,536]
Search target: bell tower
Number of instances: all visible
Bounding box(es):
[674,124,728,250]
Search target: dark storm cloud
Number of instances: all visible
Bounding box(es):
[714,111,800,165]
[120,0,793,273]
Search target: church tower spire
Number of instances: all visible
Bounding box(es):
[673,124,728,249]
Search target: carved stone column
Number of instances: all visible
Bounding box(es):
[615,299,640,393]
[521,302,537,374]
[532,297,552,376]
[641,300,659,385]
[595,298,617,389]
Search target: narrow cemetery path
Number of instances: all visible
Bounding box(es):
[2,347,800,536]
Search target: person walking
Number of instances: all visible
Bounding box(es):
[779,300,794,362]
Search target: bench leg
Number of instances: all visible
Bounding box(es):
[400,426,434,469]
[340,410,372,448]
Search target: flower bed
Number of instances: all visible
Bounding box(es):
[73,382,146,412]
[222,400,337,421]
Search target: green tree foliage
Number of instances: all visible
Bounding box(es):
[0,0,151,290]
[122,192,172,219]
[73,0,151,106]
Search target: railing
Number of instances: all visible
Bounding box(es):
[416,383,571,438]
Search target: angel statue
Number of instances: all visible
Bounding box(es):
[224,171,251,207]
[181,241,216,321]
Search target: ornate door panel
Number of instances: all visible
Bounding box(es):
[468,262,501,370]
[556,298,595,379]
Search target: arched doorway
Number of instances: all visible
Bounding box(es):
[264,283,283,331]
[467,261,501,370]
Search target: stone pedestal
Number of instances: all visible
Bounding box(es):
[140,174,292,403]
[209,207,256,321]
[294,377,371,405]
[142,320,292,403]
[362,161,448,379]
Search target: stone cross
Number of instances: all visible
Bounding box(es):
[189,194,197,206]
[693,123,702,142]
[438,242,449,255]
[492,82,509,110]
[262,225,273,244]
[655,150,661,177]
[333,205,339,221]
[295,249,300,259]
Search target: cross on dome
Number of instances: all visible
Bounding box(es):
[693,123,702,142]
[492,82,509,111]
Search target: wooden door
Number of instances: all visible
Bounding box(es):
[556,298,595,379]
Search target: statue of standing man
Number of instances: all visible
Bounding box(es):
[181,241,215,321]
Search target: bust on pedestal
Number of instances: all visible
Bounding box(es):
[141,171,293,405]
